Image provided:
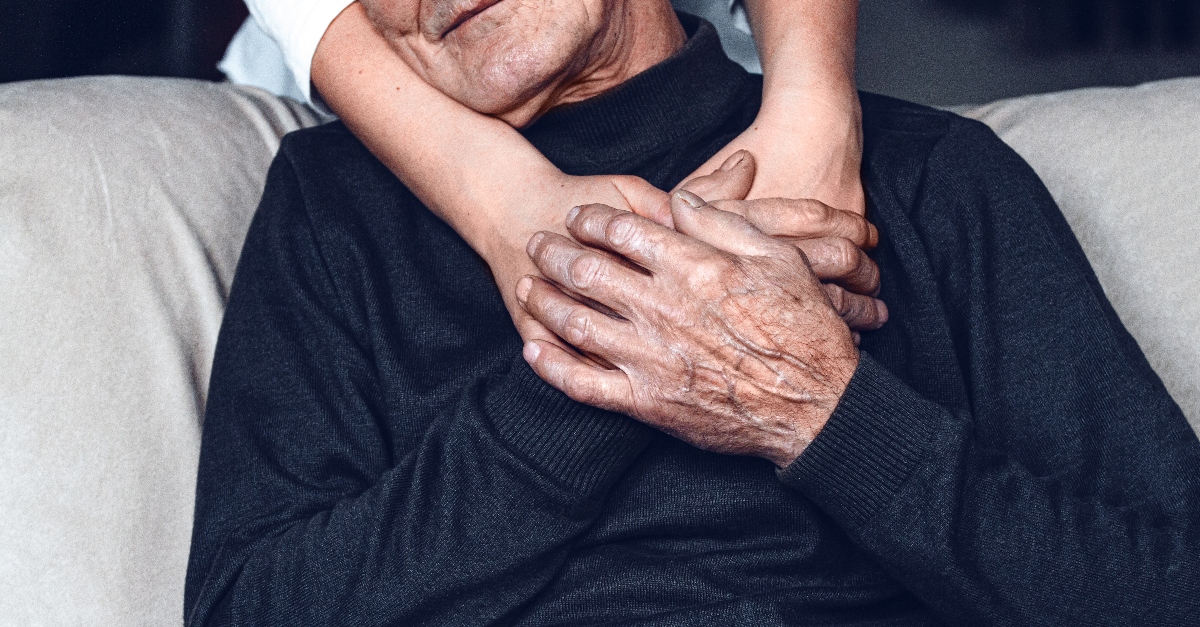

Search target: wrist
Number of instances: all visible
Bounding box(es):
[759,83,860,124]
[762,348,859,468]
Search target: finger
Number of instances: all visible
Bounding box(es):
[610,175,673,227]
[511,305,615,369]
[671,190,791,258]
[526,231,648,314]
[793,237,882,297]
[517,276,636,362]
[822,283,889,331]
[709,198,879,250]
[676,150,757,203]
[523,340,635,413]
[563,203,675,272]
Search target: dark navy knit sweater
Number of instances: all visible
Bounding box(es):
[186,16,1200,627]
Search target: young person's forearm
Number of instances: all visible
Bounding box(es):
[744,0,858,99]
[310,3,565,258]
[690,0,863,210]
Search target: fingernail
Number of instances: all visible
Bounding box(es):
[523,341,541,362]
[566,205,582,225]
[527,231,546,256]
[720,150,747,171]
[675,189,705,209]
[516,276,533,303]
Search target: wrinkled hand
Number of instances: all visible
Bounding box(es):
[489,152,883,353]
[517,191,860,467]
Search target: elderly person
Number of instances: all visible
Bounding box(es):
[186,2,1200,627]
[228,0,869,347]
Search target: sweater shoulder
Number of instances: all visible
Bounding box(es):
[268,121,432,237]
[275,120,394,191]
[858,92,1034,210]
[859,91,1008,156]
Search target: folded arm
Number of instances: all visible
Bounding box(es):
[184,153,653,626]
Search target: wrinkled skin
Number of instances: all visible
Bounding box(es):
[518,190,860,467]
[490,153,886,353]
[360,0,685,126]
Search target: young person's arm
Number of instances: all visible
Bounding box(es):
[693,0,864,212]
[311,2,873,342]
[311,1,869,332]
[311,3,654,346]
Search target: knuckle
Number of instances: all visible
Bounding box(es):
[848,215,873,247]
[568,254,606,288]
[797,200,828,226]
[606,212,642,248]
[828,238,860,274]
[564,309,593,346]
[824,284,849,313]
[688,255,736,290]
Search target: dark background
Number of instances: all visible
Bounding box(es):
[0,0,247,83]
[3,0,1200,105]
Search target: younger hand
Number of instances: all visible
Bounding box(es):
[683,89,865,215]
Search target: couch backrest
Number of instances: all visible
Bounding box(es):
[0,76,317,625]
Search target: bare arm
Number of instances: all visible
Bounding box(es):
[689,0,863,211]
[311,1,869,339]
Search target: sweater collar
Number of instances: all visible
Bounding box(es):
[520,14,754,176]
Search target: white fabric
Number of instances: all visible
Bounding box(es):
[219,15,307,103]
[0,76,319,626]
[236,0,355,102]
[222,0,761,105]
[963,78,1200,430]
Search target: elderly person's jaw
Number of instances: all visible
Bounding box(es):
[363,0,687,126]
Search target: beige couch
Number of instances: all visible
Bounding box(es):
[1,75,1196,625]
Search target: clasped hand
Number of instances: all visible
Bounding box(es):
[517,186,866,468]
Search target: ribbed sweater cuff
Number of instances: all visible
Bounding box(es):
[778,353,941,529]
[486,356,653,498]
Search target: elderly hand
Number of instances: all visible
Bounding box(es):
[517,190,860,467]
[480,152,885,357]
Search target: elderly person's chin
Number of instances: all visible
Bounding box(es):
[367,0,684,128]
[435,25,597,127]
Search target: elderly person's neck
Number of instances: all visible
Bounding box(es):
[368,0,687,129]
[508,2,686,126]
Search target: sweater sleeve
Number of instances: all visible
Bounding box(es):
[183,153,652,626]
[779,117,1200,626]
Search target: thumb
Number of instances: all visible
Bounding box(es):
[609,175,673,227]
[676,150,756,202]
[671,189,782,258]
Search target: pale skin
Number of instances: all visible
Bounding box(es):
[309,0,870,461]
[310,0,876,351]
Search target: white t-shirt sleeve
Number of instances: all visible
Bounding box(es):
[237,0,355,103]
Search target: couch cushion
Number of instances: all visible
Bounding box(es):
[962,78,1200,431]
[0,76,318,625]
